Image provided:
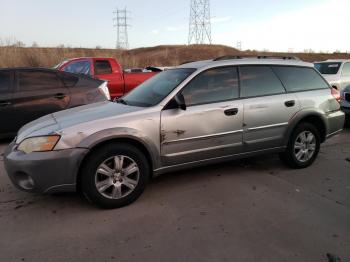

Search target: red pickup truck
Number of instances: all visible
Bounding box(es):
[56,57,158,99]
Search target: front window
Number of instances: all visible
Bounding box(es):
[314,62,341,74]
[63,60,92,75]
[122,68,195,107]
[181,67,239,106]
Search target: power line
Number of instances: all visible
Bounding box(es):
[188,0,212,45]
[113,7,131,49]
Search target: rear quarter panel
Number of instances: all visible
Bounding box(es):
[290,89,344,138]
[69,77,106,107]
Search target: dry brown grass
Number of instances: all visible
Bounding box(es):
[1,44,350,69]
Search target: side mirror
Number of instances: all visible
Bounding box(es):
[174,93,186,110]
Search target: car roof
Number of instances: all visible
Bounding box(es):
[178,58,313,70]
[317,59,350,63]
[0,67,60,72]
[0,67,103,82]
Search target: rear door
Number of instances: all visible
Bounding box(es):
[94,59,124,98]
[240,66,299,151]
[161,66,243,166]
[11,69,71,131]
[0,70,15,136]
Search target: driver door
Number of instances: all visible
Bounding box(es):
[160,66,244,166]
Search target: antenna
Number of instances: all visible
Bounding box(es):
[188,0,212,45]
[113,7,131,49]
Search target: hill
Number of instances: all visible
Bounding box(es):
[1,44,350,69]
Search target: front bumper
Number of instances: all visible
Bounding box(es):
[4,142,89,194]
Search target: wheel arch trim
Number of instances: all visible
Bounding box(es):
[284,109,328,145]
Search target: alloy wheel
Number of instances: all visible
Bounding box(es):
[94,155,140,199]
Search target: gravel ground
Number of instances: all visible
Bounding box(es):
[0,129,349,262]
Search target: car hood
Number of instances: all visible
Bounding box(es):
[16,101,144,143]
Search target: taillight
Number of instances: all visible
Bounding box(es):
[331,87,340,102]
[98,82,111,100]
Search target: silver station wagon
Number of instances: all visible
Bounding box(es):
[4,56,345,208]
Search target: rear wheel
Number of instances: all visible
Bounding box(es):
[81,143,150,209]
[279,122,320,168]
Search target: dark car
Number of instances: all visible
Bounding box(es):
[0,68,110,138]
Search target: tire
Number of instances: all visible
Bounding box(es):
[279,122,320,168]
[81,142,150,209]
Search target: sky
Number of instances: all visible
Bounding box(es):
[0,0,349,52]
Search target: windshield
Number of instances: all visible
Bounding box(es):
[314,62,341,74]
[122,68,196,107]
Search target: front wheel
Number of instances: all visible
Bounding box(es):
[81,143,150,209]
[279,122,320,168]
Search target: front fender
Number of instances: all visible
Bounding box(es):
[77,127,160,170]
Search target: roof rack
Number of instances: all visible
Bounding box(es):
[213,55,242,61]
[213,55,299,61]
[180,60,195,65]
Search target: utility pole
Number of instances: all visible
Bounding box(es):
[113,7,131,49]
[188,0,212,45]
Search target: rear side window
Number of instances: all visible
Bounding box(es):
[181,67,239,106]
[94,60,112,75]
[342,62,350,76]
[18,71,64,91]
[239,66,285,98]
[0,71,12,91]
[63,60,92,75]
[272,66,329,92]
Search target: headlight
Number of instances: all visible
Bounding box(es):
[17,135,60,154]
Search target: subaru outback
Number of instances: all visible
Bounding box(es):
[4,56,345,208]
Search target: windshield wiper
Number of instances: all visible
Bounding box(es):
[114,98,128,105]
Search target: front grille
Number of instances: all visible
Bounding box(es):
[345,92,350,102]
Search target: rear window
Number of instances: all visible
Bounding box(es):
[240,66,285,98]
[272,66,329,92]
[94,60,112,75]
[314,62,341,74]
[0,71,12,91]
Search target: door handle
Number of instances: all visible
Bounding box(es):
[224,108,238,116]
[54,93,66,99]
[284,100,295,107]
[0,101,11,107]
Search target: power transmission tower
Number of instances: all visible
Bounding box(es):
[236,41,242,51]
[188,0,212,45]
[113,7,131,49]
